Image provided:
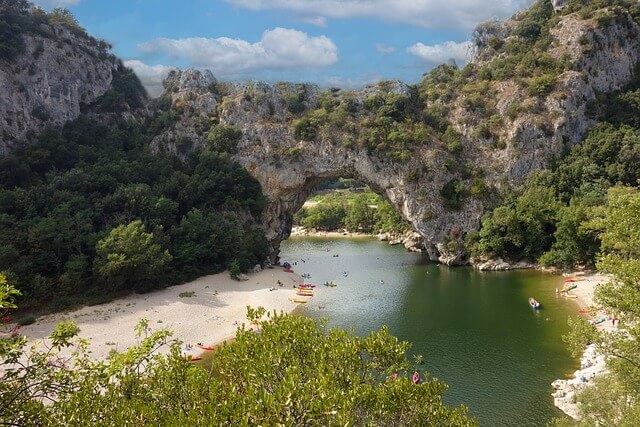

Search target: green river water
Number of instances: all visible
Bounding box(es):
[279,236,578,426]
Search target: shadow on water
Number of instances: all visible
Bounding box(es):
[280,236,578,426]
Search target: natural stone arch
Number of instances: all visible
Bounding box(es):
[153,12,640,265]
[152,73,492,265]
[236,139,485,265]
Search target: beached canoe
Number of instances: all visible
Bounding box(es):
[283,268,294,273]
[562,284,578,292]
[196,343,215,351]
[288,297,309,303]
[590,316,607,325]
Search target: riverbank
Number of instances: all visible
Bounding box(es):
[290,226,370,238]
[290,226,424,253]
[17,268,302,361]
[552,271,617,420]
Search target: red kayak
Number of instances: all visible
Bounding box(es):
[283,268,294,273]
[196,343,215,351]
[187,355,202,361]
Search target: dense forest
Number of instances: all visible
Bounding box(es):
[0,113,269,311]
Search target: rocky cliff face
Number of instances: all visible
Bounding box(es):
[149,6,640,265]
[0,24,119,154]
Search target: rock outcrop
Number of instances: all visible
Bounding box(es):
[0,24,119,154]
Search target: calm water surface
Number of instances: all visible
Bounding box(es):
[280,236,578,426]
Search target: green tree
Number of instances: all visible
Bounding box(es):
[0,0,30,60]
[374,199,410,234]
[539,198,599,268]
[561,186,640,425]
[302,202,346,231]
[344,194,375,232]
[94,220,172,292]
[43,310,475,425]
[207,125,242,154]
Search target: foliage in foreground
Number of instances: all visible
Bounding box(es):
[558,186,640,425]
[0,288,475,426]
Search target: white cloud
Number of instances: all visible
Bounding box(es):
[375,43,395,54]
[32,0,81,8]
[225,0,533,30]
[124,60,173,97]
[301,16,327,27]
[407,41,472,66]
[138,28,338,74]
[324,74,383,90]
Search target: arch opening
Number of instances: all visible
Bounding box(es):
[265,175,430,265]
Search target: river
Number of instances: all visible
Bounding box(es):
[280,236,578,426]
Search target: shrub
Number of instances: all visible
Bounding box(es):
[207,125,242,154]
[528,74,557,97]
[442,126,463,153]
[440,179,465,210]
[293,118,317,141]
[229,259,241,279]
[17,315,36,326]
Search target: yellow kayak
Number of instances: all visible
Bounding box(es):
[289,297,309,303]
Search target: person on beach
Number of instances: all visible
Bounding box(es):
[412,371,420,384]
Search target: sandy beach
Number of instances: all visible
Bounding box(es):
[17,268,304,361]
[290,226,370,239]
[552,270,618,420]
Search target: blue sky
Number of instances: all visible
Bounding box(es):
[33,0,533,96]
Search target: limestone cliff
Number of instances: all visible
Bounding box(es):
[0,21,121,154]
[149,4,640,264]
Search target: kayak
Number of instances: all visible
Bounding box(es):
[564,278,585,282]
[288,297,309,303]
[283,268,294,273]
[564,294,578,299]
[562,284,578,292]
[197,343,215,351]
[323,281,337,287]
[187,355,202,362]
[296,292,313,297]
